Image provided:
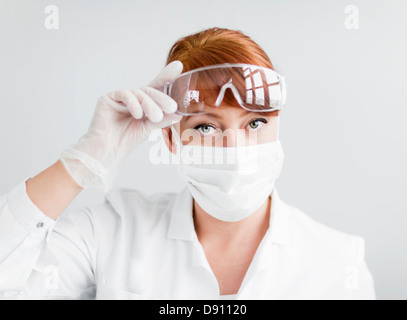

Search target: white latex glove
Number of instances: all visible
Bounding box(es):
[59,61,183,192]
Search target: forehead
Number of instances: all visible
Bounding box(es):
[181,105,277,126]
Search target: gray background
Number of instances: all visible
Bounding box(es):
[0,0,406,299]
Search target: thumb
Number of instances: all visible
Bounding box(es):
[158,113,182,129]
[148,60,184,90]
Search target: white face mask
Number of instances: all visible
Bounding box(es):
[170,125,284,222]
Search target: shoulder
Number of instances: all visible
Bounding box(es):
[56,187,178,240]
[104,187,177,218]
[277,200,374,299]
[78,187,178,231]
[282,201,366,268]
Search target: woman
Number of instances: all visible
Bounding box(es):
[0,27,375,299]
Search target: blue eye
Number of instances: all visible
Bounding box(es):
[247,119,267,130]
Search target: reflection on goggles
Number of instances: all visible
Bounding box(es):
[163,63,286,115]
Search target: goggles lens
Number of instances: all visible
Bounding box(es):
[164,63,286,115]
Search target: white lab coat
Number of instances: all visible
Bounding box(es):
[0,179,376,300]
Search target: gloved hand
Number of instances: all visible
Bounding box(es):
[59,61,183,192]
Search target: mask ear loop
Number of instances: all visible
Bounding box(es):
[276,116,280,141]
[170,125,182,155]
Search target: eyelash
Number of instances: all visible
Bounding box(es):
[194,123,216,135]
[248,118,268,129]
[193,118,268,134]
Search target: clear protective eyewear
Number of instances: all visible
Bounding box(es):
[163,63,286,116]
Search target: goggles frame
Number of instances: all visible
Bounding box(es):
[163,63,286,115]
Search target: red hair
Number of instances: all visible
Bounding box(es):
[166,27,274,71]
[166,27,280,115]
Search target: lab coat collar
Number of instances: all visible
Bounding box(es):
[167,187,291,246]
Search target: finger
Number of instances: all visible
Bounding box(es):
[126,91,144,119]
[97,94,126,113]
[160,113,182,128]
[108,90,132,104]
[139,86,177,114]
[148,60,183,90]
[105,91,132,114]
[132,88,164,123]
[108,90,143,119]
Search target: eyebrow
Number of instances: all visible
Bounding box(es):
[183,110,273,123]
[183,112,223,123]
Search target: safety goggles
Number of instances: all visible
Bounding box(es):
[163,63,286,115]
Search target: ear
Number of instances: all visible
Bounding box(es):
[162,127,177,155]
